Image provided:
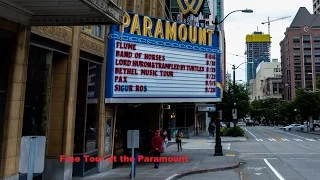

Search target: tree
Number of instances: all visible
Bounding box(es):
[293,89,320,120]
[249,98,288,125]
[222,82,250,122]
[316,78,320,89]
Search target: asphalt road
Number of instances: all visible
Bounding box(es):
[232,126,320,180]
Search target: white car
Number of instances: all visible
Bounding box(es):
[284,124,305,131]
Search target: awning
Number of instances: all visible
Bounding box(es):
[0,0,125,26]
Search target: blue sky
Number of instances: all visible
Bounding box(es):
[224,0,313,81]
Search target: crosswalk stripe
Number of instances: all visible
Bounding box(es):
[293,139,303,141]
[256,139,263,141]
[306,139,316,141]
[268,138,276,141]
[281,138,290,141]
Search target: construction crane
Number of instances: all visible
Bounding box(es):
[261,16,291,34]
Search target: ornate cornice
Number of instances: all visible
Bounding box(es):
[84,0,125,24]
[31,26,72,45]
[80,33,105,57]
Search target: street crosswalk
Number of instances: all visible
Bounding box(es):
[254,138,320,142]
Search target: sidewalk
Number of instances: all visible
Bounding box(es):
[301,129,320,135]
[73,136,243,180]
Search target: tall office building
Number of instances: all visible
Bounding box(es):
[313,0,320,14]
[245,31,271,82]
[281,7,320,100]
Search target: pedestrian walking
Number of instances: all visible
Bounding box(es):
[151,130,163,169]
[161,130,168,153]
[176,130,183,152]
[208,122,214,138]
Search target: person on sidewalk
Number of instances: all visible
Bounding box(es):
[208,122,214,138]
[161,130,168,153]
[151,130,163,169]
[176,130,183,152]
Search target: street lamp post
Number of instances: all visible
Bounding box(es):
[212,9,253,30]
[232,62,253,137]
[212,8,253,156]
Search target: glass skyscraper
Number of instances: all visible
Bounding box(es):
[245,31,271,82]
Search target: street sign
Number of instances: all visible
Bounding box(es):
[127,130,139,149]
[19,136,46,177]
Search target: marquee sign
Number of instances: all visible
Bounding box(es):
[105,13,221,103]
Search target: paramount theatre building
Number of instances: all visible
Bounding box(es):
[0,0,125,180]
[105,10,223,165]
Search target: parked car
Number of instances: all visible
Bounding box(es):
[246,119,254,126]
[254,121,259,126]
[284,124,305,131]
[313,120,320,128]
[220,122,227,128]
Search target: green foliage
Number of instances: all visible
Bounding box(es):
[222,82,250,121]
[317,79,320,89]
[294,89,320,120]
[249,89,320,123]
[220,126,245,136]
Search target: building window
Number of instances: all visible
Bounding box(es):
[274,68,280,72]
[295,82,302,88]
[205,21,209,25]
[204,15,209,19]
[81,26,105,39]
[293,37,300,42]
[304,57,312,63]
[315,57,320,63]
[303,35,311,41]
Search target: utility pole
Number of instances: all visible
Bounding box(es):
[214,103,223,156]
[232,65,237,137]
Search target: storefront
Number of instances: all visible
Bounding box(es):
[104,12,222,167]
[0,1,124,179]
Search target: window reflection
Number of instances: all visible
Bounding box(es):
[81,26,105,39]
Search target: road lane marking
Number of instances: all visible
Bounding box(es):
[274,129,312,140]
[293,139,303,141]
[281,138,289,141]
[264,159,286,180]
[226,153,235,157]
[244,128,259,140]
[263,130,283,139]
[269,138,276,141]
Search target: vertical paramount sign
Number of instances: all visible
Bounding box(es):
[105,12,222,103]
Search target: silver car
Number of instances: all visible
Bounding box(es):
[284,124,305,131]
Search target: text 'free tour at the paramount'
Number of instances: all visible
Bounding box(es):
[59,155,189,163]
[114,42,217,93]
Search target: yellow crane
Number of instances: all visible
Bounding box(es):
[261,16,291,35]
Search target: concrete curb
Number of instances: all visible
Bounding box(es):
[300,131,320,135]
[165,162,240,180]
